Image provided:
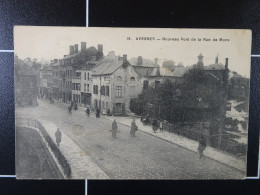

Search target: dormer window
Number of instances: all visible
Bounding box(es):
[117,76,122,81]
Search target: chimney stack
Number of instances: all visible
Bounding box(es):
[98,44,103,53]
[70,45,75,55]
[74,44,78,53]
[154,58,158,65]
[137,56,143,66]
[215,54,219,64]
[225,58,228,69]
[123,54,127,63]
[81,42,86,51]
[198,53,204,63]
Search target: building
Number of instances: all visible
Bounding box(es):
[39,66,53,99]
[14,55,38,107]
[133,57,188,91]
[91,52,142,115]
[60,42,103,103]
[50,59,61,100]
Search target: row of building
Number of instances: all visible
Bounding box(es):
[34,42,229,115]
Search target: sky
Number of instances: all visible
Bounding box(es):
[14,27,252,77]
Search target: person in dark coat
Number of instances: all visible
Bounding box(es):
[55,128,62,147]
[130,119,138,137]
[68,106,72,114]
[112,119,118,138]
[96,108,100,118]
[198,135,207,158]
[74,102,78,111]
[86,107,90,118]
[152,119,158,133]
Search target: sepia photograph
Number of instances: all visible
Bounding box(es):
[14,27,251,179]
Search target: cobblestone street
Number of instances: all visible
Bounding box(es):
[16,99,245,179]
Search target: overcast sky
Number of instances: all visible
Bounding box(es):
[14,27,251,77]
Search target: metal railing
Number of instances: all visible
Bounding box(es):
[16,118,72,178]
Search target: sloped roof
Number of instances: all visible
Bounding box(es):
[171,66,190,77]
[133,65,189,78]
[133,66,155,77]
[129,58,156,67]
[204,63,225,70]
[91,58,124,76]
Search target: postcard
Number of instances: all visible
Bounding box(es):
[14,27,251,179]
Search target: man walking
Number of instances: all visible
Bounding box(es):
[152,118,158,133]
[86,107,90,118]
[130,119,138,137]
[198,135,207,158]
[55,128,62,147]
[112,119,118,138]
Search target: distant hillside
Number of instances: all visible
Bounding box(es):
[129,57,156,67]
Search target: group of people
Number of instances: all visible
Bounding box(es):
[111,119,138,139]
[151,118,163,133]
[67,101,78,114]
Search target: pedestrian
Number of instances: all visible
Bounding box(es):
[198,135,207,158]
[112,119,118,138]
[55,128,62,147]
[74,102,78,111]
[86,107,90,118]
[159,120,163,132]
[96,108,100,118]
[130,119,138,137]
[68,106,72,114]
[152,118,158,133]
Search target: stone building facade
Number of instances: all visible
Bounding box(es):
[91,53,142,115]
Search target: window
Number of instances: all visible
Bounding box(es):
[84,83,86,91]
[87,84,90,92]
[117,76,122,81]
[84,72,86,80]
[101,86,105,95]
[88,72,90,80]
[155,81,160,89]
[93,85,98,94]
[130,77,135,82]
[116,86,122,97]
[106,86,109,96]
[143,80,149,90]
[130,86,136,96]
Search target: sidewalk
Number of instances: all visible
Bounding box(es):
[101,115,246,173]
[43,99,246,173]
[39,119,109,179]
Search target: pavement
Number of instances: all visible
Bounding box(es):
[39,120,109,179]
[15,99,246,179]
[74,102,246,173]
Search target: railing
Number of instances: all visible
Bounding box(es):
[16,118,72,178]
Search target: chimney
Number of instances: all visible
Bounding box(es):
[123,54,127,63]
[198,53,204,63]
[137,56,143,65]
[108,51,115,60]
[215,54,219,64]
[81,42,86,51]
[70,45,75,55]
[98,44,103,53]
[225,58,228,69]
[154,58,158,65]
[74,44,78,53]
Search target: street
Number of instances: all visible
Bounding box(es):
[16,99,245,179]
